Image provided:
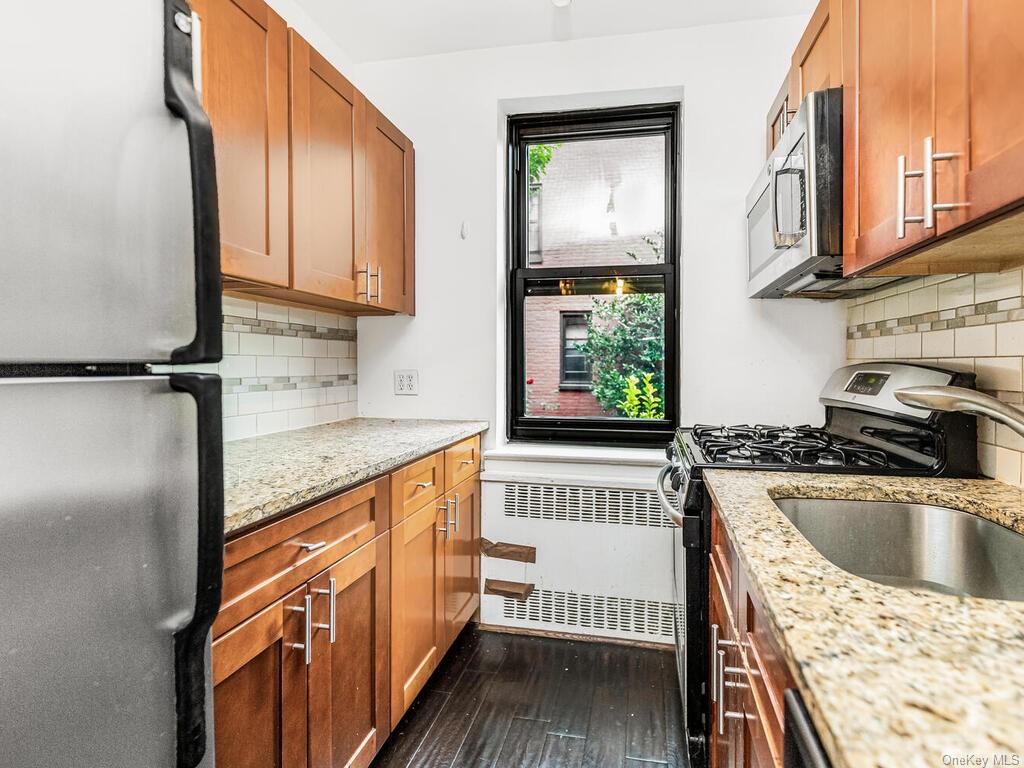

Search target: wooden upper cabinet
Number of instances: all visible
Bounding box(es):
[290,31,367,304]
[941,0,1024,226]
[307,536,390,768]
[191,0,290,286]
[443,477,480,653]
[842,0,936,274]
[389,500,444,727]
[790,0,842,104]
[212,586,309,768]
[365,102,415,314]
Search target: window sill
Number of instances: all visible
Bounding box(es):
[484,441,666,467]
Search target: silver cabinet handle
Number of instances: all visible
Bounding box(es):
[368,264,381,303]
[312,577,337,644]
[716,649,745,735]
[460,458,475,465]
[896,154,924,239]
[453,493,461,533]
[437,501,452,538]
[923,135,963,229]
[288,594,313,665]
[357,265,371,299]
[416,481,434,489]
[298,540,327,552]
[376,265,382,304]
[711,623,738,702]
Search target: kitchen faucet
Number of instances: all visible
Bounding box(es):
[895,386,1024,439]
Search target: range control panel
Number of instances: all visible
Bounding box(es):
[845,371,890,396]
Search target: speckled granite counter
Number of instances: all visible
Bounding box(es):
[704,470,1024,768]
[223,418,488,534]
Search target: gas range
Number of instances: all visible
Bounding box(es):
[658,362,979,768]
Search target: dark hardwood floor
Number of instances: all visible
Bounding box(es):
[372,627,688,768]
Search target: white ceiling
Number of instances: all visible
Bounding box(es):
[296,0,817,64]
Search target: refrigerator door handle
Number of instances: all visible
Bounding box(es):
[169,373,224,768]
[164,0,222,365]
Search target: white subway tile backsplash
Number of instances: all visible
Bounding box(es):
[219,294,358,440]
[908,285,938,315]
[921,330,954,358]
[953,324,996,357]
[257,410,290,436]
[975,270,1022,304]
[221,355,257,379]
[847,271,1024,488]
[289,307,316,326]
[256,355,289,378]
[238,390,274,416]
[937,275,974,310]
[239,333,275,356]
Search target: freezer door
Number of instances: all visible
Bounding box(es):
[0,375,223,768]
[0,1,220,364]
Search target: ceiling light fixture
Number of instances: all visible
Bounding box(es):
[551,0,572,7]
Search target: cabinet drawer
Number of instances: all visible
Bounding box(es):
[215,476,389,637]
[444,435,481,489]
[391,451,444,526]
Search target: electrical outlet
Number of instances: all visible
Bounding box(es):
[394,369,419,396]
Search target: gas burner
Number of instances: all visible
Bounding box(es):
[815,448,846,467]
[723,446,779,465]
[693,424,760,442]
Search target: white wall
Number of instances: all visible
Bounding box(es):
[352,16,847,446]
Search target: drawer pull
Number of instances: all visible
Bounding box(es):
[415,481,434,489]
[460,459,475,465]
[312,577,337,644]
[297,540,327,552]
[288,595,313,666]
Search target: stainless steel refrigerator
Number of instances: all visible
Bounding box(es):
[0,2,223,766]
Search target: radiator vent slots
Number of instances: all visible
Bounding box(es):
[502,483,677,528]
[502,589,675,640]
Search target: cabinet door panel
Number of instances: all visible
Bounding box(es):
[192,0,289,286]
[960,0,1024,222]
[366,103,415,314]
[844,0,935,274]
[308,536,390,768]
[444,477,480,652]
[212,586,308,768]
[390,502,445,726]
[291,32,366,302]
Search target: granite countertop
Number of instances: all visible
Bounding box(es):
[703,470,1024,768]
[223,418,488,534]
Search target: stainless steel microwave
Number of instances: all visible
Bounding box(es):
[746,87,902,299]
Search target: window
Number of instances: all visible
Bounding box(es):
[560,312,592,388]
[507,104,679,446]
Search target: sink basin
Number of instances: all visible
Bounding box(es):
[774,498,1024,601]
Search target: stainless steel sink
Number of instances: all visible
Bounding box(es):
[774,498,1024,601]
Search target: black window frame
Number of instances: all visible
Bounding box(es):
[559,311,592,390]
[507,103,680,447]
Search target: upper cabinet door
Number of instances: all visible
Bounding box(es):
[844,0,936,275]
[365,102,416,314]
[939,0,1024,226]
[290,31,367,304]
[192,0,290,286]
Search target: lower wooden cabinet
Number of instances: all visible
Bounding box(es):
[212,585,309,768]
[443,476,481,654]
[709,504,794,768]
[213,534,390,768]
[389,500,445,727]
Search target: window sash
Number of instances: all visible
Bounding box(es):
[507,104,680,447]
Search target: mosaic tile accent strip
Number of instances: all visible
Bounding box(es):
[845,270,1024,486]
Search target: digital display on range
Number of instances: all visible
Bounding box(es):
[845,371,890,396]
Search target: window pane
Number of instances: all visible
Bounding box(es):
[524,276,666,419]
[526,135,666,268]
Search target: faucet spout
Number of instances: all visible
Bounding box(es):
[894,385,1024,439]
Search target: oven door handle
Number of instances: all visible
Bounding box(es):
[656,464,684,528]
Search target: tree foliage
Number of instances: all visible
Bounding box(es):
[578,293,665,418]
[528,144,560,185]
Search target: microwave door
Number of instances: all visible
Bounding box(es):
[0,1,220,365]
